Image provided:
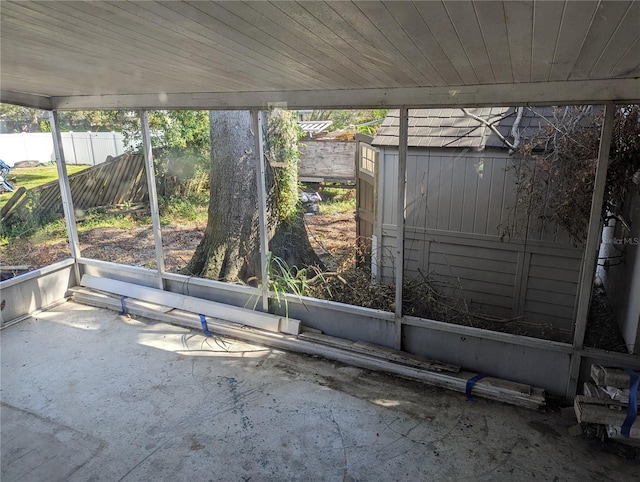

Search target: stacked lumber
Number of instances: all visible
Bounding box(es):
[299,332,459,373]
[299,331,545,409]
[574,365,640,447]
[69,279,546,410]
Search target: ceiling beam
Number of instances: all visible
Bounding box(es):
[2,79,638,111]
[0,90,52,110]
[49,79,640,111]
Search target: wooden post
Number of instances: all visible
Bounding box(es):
[395,108,409,350]
[49,111,81,283]
[140,110,166,290]
[566,103,615,399]
[252,110,270,311]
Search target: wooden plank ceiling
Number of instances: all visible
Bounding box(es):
[1,1,638,110]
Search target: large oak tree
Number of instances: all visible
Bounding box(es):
[186,109,321,283]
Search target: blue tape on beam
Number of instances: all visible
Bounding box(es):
[621,368,639,438]
[119,296,128,315]
[466,374,486,401]
[199,314,212,337]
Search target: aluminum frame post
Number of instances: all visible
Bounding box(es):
[140,110,166,289]
[49,111,81,283]
[566,103,615,399]
[394,107,409,349]
[252,110,270,311]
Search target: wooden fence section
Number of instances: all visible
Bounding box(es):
[2,153,147,225]
[298,139,355,184]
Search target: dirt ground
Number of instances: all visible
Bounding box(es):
[303,210,356,270]
[1,224,199,274]
[1,209,628,353]
[0,211,356,276]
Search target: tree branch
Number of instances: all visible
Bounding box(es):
[461,108,515,149]
[511,107,524,149]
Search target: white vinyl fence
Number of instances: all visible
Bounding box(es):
[0,132,127,167]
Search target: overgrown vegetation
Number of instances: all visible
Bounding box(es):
[504,105,640,244]
[267,253,312,299]
[121,110,212,202]
[315,186,355,214]
[0,103,134,133]
[265,109,303,223]
[159,193,209,225]
[155,149,210,199]
[0,110,214,269]
[305,249,540,337]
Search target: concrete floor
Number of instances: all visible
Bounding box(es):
[1,302,637,481]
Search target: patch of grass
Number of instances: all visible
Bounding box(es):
[76,211,143,234]
[318,186,355,214]
[160,193,209,225]
[1,210,146,248]
[0,164,90,209]
[29,218,68,244]
[0,210,61,244]
[267,254,325,319]
[269,253,311,298]
[0,233,14,247]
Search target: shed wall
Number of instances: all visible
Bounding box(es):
[376,148,584,339]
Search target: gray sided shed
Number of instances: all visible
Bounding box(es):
[370,108,583,341]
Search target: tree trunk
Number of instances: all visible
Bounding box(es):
[186,110,321,283]
[185,111,258,281]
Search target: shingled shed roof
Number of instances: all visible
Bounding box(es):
[372,107,555,149]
